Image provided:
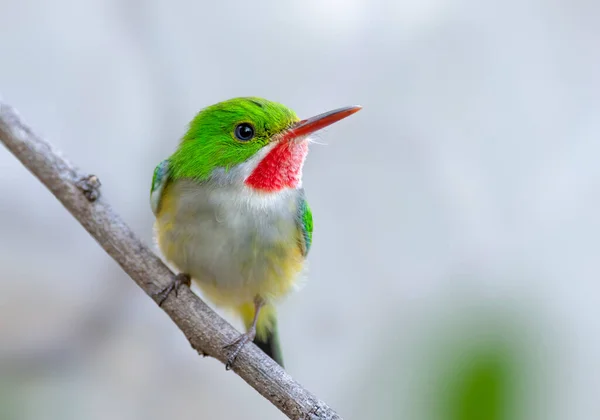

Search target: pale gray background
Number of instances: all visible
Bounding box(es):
[1,0,599,419]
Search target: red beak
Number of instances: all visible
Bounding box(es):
[282,105,362,141]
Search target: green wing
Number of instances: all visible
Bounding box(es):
[296,190,313,257]
[150,159,170,216]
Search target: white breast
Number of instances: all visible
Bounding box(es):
[155,179,302,305]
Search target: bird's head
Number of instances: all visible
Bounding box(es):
[170,97,361,193]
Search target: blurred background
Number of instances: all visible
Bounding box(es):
[1,0,599,419]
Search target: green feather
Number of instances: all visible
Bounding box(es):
[150,159,170,215]
[296,191,313,256]
[170,97,299,181]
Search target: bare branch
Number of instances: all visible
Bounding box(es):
[0,100,341,420]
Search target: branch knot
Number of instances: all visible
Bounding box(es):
[76,174,101,201]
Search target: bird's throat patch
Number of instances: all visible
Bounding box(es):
[245,140,308,192]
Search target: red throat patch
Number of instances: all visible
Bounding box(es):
[245,140,309,192]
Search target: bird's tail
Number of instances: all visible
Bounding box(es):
[238,302,284,367]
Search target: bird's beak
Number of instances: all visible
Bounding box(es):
[282,105,362,142]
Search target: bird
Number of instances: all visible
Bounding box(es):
[149,97,361,369]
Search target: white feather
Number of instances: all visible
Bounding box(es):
[154,148,305,306]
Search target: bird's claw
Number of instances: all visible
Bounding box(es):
[154,273,191,307]
[223,331,254,370]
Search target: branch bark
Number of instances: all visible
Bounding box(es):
[0,100,341,420]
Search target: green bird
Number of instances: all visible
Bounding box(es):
[150,97,361,368]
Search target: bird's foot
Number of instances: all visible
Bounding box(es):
[154,273,191,307]
[223,329,256,370]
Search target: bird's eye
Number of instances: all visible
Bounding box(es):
[234,123,255,141]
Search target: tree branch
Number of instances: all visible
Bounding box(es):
[0,100,341,420]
